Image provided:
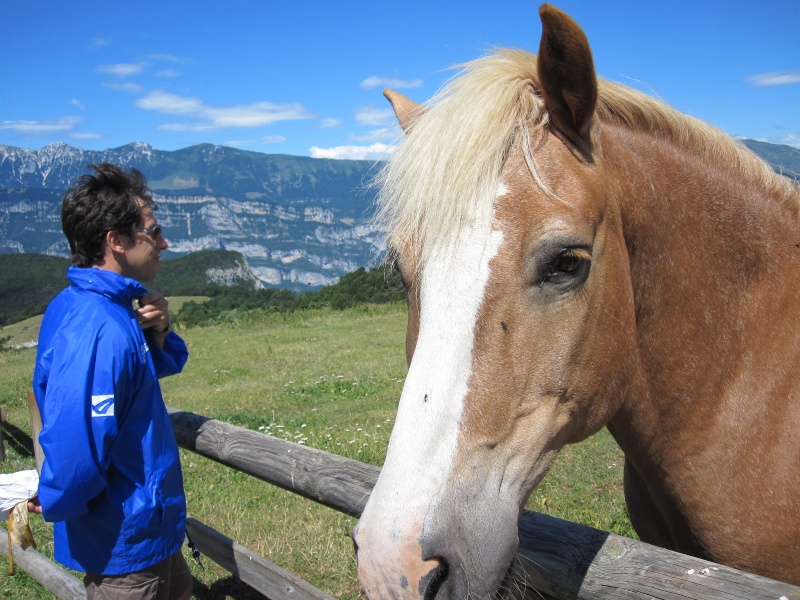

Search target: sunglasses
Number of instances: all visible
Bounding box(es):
[135,223,163,241]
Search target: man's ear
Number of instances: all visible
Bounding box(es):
[105,230,128,255]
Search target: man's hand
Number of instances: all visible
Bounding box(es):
[27,496,42,515]
[136,292,171,348]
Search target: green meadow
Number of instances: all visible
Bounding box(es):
[0,303,630,599]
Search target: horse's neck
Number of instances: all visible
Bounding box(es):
[604,124,800,457]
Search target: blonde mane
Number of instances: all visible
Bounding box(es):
[373,48,797,265]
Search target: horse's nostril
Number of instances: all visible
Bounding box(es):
[420,557,448,600]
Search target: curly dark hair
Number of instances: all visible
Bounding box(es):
[61,163,156,267]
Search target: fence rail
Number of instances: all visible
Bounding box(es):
[0,534,84,600]
[3,409,799,600]
[168,408,800,600]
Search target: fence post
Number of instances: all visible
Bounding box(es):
[0,407,6,462]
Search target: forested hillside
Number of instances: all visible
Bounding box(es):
[150,249,261,295]
[0,251,403,328]
[0,250,256,326]
[0,254,70,325]
[174,266,404,327]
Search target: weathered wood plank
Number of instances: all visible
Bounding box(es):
[0,406,6,462]
[169,408,800,600]
[186,517,336,600]
[516,511,800,600]
[168,408,378,516]
[0,535,85,600]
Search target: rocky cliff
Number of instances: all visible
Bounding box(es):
[0,142,383,289]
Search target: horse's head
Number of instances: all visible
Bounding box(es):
[354,5,639,599]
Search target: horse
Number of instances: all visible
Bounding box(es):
[352,4,800,599]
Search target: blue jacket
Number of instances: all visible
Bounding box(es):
[33,267,189,575]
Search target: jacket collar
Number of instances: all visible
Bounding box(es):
[67,266,147,304]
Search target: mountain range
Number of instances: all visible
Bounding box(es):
[1,139,798,289]
[0,142,382,289]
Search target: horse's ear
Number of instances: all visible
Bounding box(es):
[384,89,422,133]
[537,4,598,159]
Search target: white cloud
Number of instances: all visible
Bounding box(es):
[92,37,111,48]
[95,62,146,77]
[71,99,86,110]
[319,118,342,128]
[0,116,101,141]
[355,105,395,126]
[0,116,81,135]
[746,69,800,87]
[137,92,201,114]
[156,69,181,78]
[361,76,423,90]
[351,127,397,142]
[310,143,394,160]
[136,91,316,131]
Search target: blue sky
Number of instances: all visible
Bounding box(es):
[3,1,798,159]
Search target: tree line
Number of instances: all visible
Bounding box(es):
[174,266,404,327]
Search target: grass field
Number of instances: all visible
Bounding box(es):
[1,314,43,348]
[0,302,630,599]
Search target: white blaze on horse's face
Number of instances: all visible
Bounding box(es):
[355,191,506,598]
[355,130,617,599]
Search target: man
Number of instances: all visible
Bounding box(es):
[32,163,193,600]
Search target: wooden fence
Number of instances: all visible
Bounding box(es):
[3,408,800,600]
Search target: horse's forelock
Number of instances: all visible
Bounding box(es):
[371,48,798,270]
[372,49,548,269]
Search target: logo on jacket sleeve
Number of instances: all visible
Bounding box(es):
[91,394,115,417]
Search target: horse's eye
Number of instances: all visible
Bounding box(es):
[541,248,591,288]
[555,252,584,274]
[551,249,590,275]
